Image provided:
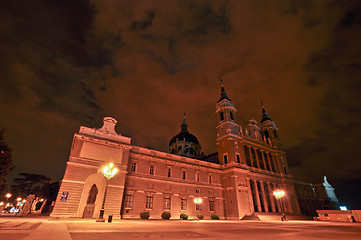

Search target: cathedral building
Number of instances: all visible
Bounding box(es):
[51,85,304,219]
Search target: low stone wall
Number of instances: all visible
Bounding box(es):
[316,210,361,223]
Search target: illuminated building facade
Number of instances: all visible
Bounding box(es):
[51,85,302,219]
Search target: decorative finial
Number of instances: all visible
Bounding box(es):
[220,79,224,87]
[261,100,264,108]
[183,112,186,119]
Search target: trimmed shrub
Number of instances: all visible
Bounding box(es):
[180,212,188,220]
[210,213,219,220]
[140,211,150,219]
[197,213,204,220]
[161,212,171,220]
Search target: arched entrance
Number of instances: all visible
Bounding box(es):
[83,184,98,218]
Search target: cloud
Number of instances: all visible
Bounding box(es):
[1,0,361,208]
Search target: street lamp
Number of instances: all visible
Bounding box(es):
[98,163,118,221]
[273,189,287,221]
[194,198,202,211]
[5,193,12,205]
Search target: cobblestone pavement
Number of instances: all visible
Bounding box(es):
[0,219,42,240]
[1,216,361,240]
[67,220,361,240]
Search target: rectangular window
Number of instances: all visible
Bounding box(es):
[164,197,171,210]
[209,175,213,184]
[196,172,200,182]
[236,153,240,163]
[283,166,287,174]
[131,162,136,172]
[181,198,187,210]
[149,165,154,175]
[209,199,215,211]
[182,170,186,180]
[167,168,171,177]
[196,203,201,211]
[146,195,153,209]
[223,154,228,164]
[196,189,200,194]
[125,193,133,208]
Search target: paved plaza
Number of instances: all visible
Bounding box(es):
[0,216,360,240]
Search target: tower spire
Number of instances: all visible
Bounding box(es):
[260,101,272,123]
[181,113,188,132]
[218,79,231,103]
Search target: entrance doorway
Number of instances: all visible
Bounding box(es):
[83,184,98,218]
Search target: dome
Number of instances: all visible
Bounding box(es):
[169,131,199,146]
[168,115,201,158]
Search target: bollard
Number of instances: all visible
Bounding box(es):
[108,214,113,223]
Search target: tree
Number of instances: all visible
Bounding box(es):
[12,173,51,197]
[0,129,14,196]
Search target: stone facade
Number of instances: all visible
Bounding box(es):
[51,86,303,220]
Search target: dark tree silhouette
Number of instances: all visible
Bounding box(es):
[0,129,14,196]
[13,173,52,196]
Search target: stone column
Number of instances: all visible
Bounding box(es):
[248,147,254,167]
[266,153,273,172]
[253,180,262,212]
[274,155,282,173]
[253,149,260,168]
[267,182,276,212]
[259,181,269,212]
[171,194,180,219]
[246,178,255,213]
[272,183,281,212]
[283,184,293,214]
[270,154,277,173]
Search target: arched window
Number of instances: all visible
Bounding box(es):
[220,112,224,121]
[230,111,234,120]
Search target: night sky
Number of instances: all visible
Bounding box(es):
[1,0,361,209]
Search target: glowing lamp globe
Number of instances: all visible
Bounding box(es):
[273,190,285,199]
[103,163,118,180]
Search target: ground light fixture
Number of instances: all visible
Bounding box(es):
[97,163,118,222]
[273,189,287,221]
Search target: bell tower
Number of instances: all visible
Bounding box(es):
[215,81,242,165]
[259,102,282,149]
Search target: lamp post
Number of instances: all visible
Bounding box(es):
[98,163,118,221]
[273,189,287,221]
[194,198,202,220]
[5,193,12,205]
[4,193,12,213]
